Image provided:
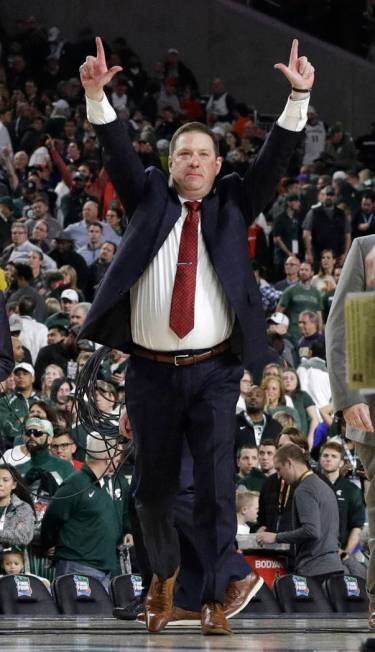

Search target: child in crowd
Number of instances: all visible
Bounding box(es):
[236,490,259,535]
[0,547,50,589]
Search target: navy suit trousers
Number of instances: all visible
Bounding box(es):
[125,351,243,603]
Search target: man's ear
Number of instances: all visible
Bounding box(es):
[215,156,223,176]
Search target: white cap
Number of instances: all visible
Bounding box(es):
[267,312,289,327]
[86,433,119,461]
[9,314,23,333]
[61,289,79,302]
[52,98,69,110]
[332,170,347,181]
[212,125,225,136]
[14,362,35,375]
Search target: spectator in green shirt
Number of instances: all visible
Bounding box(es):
[276,261,323,344]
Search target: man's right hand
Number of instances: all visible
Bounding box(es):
[343,403,374,432]
[79,36,122,101]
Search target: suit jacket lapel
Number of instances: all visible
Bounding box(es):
[148,187,182,261]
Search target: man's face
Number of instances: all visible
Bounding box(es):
[105,209,120,228]
[48,327,65,344]
[322,190,336,208]
[88,225,102,245]
[320,448,343,474]
[288,199,301,212]
[238,448,258,475]
[259,445,276,472]
[99,242,115,263]
[32,200,48,219]
[28,250,42,270]
[299,263,313,283]
[67,142,80,160]
[298,314,317,337]
[267,320,287,335]
[361,197,374,214]
[31,221,48,241]
[55,239,72,252]
[82,202,99,223]
[25,426,50,452]
[14,151,28,169]
[274,457,296,484]
[14,370,34,392]
[284,257,300,277]
[11,226,27,245]
[50,435,76,462]
[331,131,343,145]
[168,131,222,200]
[70,307,86,327]
[245,386,265,413]
[61,298,77,315]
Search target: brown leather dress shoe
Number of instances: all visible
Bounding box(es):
[138,605,200,626]
[223,572,264,618]
[144,567,179,633]
[201,602,231,635]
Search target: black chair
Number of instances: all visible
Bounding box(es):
[52,574,113,615]
[233,581,281,617]
[0,575,58,615]
[110,574,136,607]
[273,574,333,613]
[325,574,369,613]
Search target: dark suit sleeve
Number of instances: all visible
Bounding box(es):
[94,119,146,216]
[240,124,303,224]
[0,291,14,382]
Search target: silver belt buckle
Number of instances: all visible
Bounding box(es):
[174,354,190,366]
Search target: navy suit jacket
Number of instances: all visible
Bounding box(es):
[79,119,302,380]
[0,291,14,382]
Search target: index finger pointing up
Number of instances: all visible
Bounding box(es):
[289,38,299,68]
[96,36,106,63]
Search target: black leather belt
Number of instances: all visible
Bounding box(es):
[133,340,230,366]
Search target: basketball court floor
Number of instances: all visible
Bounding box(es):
[0,616,374,651]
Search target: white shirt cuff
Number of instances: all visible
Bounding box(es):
[277,95,309,132]
[86,94,117,124]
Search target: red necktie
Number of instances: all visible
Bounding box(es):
[169,200,201,339]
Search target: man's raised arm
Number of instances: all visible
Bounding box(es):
[79,37,145,215]
[241,39,315,223]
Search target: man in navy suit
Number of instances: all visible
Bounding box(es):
[78,37,314,634]
[0,291,14,383]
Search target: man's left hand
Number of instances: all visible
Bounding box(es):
[274,39,315,92]
[256,531,277,545]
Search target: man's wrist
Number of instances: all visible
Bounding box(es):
[290,90,311,101]
[85,90,105,102]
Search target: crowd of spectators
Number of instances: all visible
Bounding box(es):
[0,16,371,595]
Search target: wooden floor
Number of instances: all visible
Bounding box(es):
[0,616,374,651]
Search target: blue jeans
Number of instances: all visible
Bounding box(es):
[55,559,111,592]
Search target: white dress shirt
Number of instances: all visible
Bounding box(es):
[86,94,308,351]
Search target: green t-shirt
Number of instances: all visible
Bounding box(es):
[289,390,315,435]
[279,283,323,344]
